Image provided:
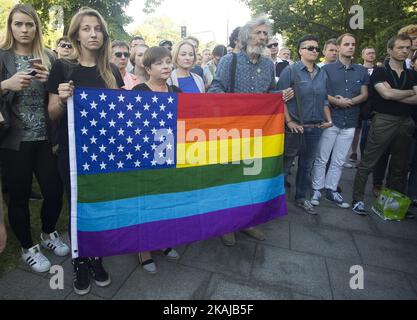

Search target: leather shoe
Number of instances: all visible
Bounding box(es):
[220,232,236,247]
[242,227,266,241]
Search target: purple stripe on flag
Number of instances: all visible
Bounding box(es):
[76,194,287,257]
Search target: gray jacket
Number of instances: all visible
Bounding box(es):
[0,48,56,151]
[167,69,205,93]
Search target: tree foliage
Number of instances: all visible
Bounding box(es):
[24,0,133,42]
[243,0,417,62]
[130,16,181,46]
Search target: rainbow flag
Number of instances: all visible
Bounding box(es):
[68,88,287,258]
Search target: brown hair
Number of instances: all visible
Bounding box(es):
[336,33,356,46]
[142,46,172,69]
[0,4,51,69]
[67,7,116,88]
[387,33,412,50]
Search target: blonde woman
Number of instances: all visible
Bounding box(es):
[0,4,67,273]
[130,43,149,84]
[47,7,124,296]
[168,40,205,93]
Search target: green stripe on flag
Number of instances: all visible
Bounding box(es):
[78,156,283,203]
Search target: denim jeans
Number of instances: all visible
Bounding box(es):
[312,126,355,191]
[284,127,322,202]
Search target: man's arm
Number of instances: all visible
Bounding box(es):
[399,86,417,104]
[374,82,415,101]
[351,85,368,105]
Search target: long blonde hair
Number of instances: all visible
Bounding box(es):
[67,7,117,89]
[0,4,51,70]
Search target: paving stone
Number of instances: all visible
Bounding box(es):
[370,213,417,241]
[353,234,417,275]
[204,273,292,300]
[0,269,42,299]
[0,269,71,299]
[280,201,319,227]
[236,219,290,249]
[317,204,376,234]
[291,224,361,261]
[179,238,256,278]
[113,263,211,300]
[252,245,332,299]
[292,292,322,300]
[406,274,417,295]
[326,258,417,299]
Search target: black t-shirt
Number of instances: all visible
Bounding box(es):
[371,65,417,117]
[47,59,125,150]
[132,83,182,93]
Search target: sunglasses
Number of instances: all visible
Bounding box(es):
[114,52,130,58]
[267,43,278,49]
[301,46,320,52]
[59,43,72,49]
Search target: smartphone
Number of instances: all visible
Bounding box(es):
[26,69,38,76]
[28,58,42,68]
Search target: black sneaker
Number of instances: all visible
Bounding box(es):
[89,257,111,287]
[405,211,415,219]
[352,201,367,215]
[73,258,91,296]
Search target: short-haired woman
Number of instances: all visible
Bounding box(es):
[132,46,180,273]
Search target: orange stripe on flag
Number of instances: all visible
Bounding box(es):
[177,114,284,142]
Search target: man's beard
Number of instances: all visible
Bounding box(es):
[247,44,265,56]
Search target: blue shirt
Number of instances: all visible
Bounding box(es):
[178,76,201,93]
[323,60,369,128]
[278,61,328,123]
[208,51,276,93]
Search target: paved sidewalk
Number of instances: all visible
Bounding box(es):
[1,168,417,300]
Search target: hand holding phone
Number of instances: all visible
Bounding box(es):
[29,58,42,68]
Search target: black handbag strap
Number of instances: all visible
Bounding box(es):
[230,53,237,93]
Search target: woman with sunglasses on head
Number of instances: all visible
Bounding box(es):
[130,43,149,85]
[0,4,67,272]
[278,35,332,215]
[168,40,205,93]
[132,46,181,274]
[110,40,139,90]
[47,7,124,296]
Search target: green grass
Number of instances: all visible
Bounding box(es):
[0,179,69,277]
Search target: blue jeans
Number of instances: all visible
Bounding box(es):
[284,127,322,202]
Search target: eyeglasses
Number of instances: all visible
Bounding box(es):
[59,43,72,49]
[301,46,320,52]
[114,52,130,58]
[267,43,279,49]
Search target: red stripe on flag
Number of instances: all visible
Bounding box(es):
[178,93,284,119]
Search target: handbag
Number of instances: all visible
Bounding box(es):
[0,98,11,143]
[371,187,411,221]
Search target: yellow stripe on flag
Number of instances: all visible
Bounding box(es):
[176,134,284,168]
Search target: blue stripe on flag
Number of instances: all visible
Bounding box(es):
[77,174,285,232]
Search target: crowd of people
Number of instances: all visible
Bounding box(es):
[0,4,416,296]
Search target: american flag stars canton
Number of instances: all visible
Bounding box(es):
[73,88,178,175]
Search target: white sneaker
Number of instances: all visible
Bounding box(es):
[310,189,321,206]
[21,244,51,273]
[41,231,70,257]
